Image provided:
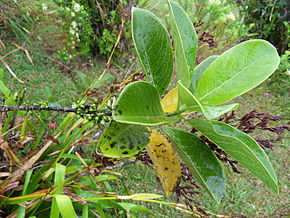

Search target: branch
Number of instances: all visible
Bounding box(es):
[78,160,137,178]
[0,105,112,116]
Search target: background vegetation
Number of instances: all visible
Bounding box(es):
[0,0,289,217]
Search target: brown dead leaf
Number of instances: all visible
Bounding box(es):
[0,181,19,195]
[0,141,23,166]
[1,60,24,83]
[6,134,59,183]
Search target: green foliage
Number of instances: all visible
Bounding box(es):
[111,0,279,202]
[189,119,278,193]
[167,0,198,87]
[113,81,172,125]
[141,0,250,58]
[195,40,279,105]
[132,8,173,95]
[55,0,94,60]
[54,0,132,59]
[165,127,225,204]
[0,0,35,39]
[238,0,289,54]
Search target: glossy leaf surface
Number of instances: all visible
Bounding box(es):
[165,127,225,203]
[167,0,198,87]
[196,40,280,105]
[113,81,172,125]
[96,121,150,158]
[132,7,173,95]
[161,87,178,112]
[146,130,181,197]
[189,119,278,193]
[179,81,238,119]
[190,55,219,94]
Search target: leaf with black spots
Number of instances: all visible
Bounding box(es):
[146,130,181,197]
[96,122,150,158]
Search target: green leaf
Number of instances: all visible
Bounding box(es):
[196,40,280,105]
[54,164,66,194]
[96,121,150,158]
[189,55,219,94]
[51,164,66,218]
[54,195,77,218]
[132,7,173,95]
[82,204,88,218]
[202,104,238,120]
[0,80,11,98]
[189,119,278,193]
[113,81,172,125]
[167,0,198,87]
[178,81,238,119]
[118,203,155,216]
[164,127,225,203]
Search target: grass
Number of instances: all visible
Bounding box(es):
[0,43,107,107]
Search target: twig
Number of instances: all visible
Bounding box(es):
[78,159,137,178]
[0,105,112,116]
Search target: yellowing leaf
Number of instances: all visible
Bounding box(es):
[161,87,178,112]
[146,130,181,197]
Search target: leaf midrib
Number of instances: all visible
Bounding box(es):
[198,53,269,101]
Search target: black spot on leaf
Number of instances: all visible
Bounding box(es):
[129,141,134,150]
[110,142,117,148]
[122,151,129,155]
[119,145,126,149]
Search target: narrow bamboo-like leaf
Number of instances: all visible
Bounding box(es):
[189,55,219,94]
[82,204,88,218]
[50,164,66,218]
[54,164,66,194]
[161,87,178,112]
[50,198,60,218]
[118,203,155,216]
[196,40,280,105]
[54,195,77,218]
[96,121,150,158]
[164,127,225,203]
[113,81,172,125]
[167,0,198,87]
[146,130,181,197]
[179,81,238,119]
[189,119,278,193]
[132,7,173,95]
